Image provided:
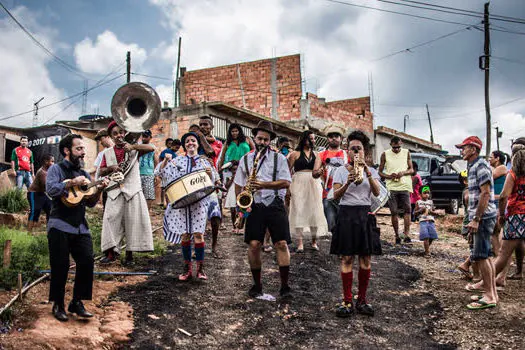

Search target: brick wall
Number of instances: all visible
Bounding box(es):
[306,93,374,135]
[181,54,303,121]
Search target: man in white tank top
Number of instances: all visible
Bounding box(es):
[379,136,414,245]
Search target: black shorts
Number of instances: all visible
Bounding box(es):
[388,190,411,215]
[244,198,291,245]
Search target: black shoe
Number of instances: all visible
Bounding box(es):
[68,300,93,318]
[100,255,116,265]
[356,301,375,316]
[248,285,263,298]
[403,236,412,243]
[395,237,402,245]
[335,301,353,318]
[52,303,68,322]
[279,286,293,299]
[122,258,135,267]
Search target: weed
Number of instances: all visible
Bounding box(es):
[0,189,29,214]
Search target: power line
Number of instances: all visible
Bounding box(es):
[39,96,83,126]
[0,73,125,123]
[0,1,94,81]
[492,56,525,66]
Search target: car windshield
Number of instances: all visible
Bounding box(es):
[412,156,430,173]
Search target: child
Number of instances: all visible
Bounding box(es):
[415,186,439,258]
[223,161,240,234]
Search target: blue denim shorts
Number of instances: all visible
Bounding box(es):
[470,217,496,261]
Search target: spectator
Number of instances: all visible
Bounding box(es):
[11,136,34,190]
[159,138,176,161]
[27,154,54,231]
[157,139,181,208]
[414,186,439,258]
[277,136,291,156]
[139,130,157,209]
[489,150,508,257]
[410,162,423,222]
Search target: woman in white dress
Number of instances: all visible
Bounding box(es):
[156,132,218,281]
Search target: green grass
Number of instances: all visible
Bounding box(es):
[0,188,29,213]
[0,227,49,290]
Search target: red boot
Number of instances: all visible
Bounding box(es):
[196,261,207,280]
[178,261,192,281]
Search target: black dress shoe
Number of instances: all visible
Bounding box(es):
[248,285,263,298]
[68,300,93,318]
[52,303,68,322]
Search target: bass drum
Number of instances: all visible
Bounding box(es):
[165,169,215,209]
[371,180,390,214]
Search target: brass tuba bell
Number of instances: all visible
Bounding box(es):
[111,82,161,143]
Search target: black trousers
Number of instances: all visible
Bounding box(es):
[48,228,94,305]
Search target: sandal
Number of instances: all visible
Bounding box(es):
[470,295,483,302]
[507,273,523,280]
[466,299,496,310]
[465,284,483,293]
[457,266,473,280]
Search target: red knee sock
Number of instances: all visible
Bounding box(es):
[341,271,353,303]
[358,268,371,303]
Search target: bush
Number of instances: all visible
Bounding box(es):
[0,227,49,290]
[0,189,29,213]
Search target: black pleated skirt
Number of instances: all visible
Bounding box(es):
[330,205,382,256]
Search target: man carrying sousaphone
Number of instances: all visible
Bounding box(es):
[156,132,220,280]
[99,121,154,265]
[234,120,293,299]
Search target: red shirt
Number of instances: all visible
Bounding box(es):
[507,170,525,217]
[12,146,32,171]
[410,174,423,204]
[318,149,348,199]
[209,139,223,169]
[100,146,126,168]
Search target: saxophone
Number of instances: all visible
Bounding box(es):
[235,147,266,228]
[353,154,365,185]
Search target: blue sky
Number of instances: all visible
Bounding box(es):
[1,0,525,153]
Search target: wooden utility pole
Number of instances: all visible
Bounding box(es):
[483,3,491,157]
[175,37,182,107]
[126,51,131,83]
[403,115,409,133]
[426,104,434,144]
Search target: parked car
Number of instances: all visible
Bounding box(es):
[411,153,464,214]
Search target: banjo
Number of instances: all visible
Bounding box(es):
[61,172,124,207]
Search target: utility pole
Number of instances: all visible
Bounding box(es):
[126,51,131,83]
[32,97,44,127]
[81,79,88,115]
[403,115,409,133]
[174,37,182,107]
[495,126,502,151]
[426,104,434,144]
[482,2,491,157]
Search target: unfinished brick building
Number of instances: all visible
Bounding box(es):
[179,54,373,137]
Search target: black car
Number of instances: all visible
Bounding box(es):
[411,153,464,214]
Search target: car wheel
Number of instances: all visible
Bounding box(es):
[446,198,460,215]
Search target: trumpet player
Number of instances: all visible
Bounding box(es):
[331,130,381,317]
[234,120,293,299]
[378,136,414,245]
[99,121,154,265]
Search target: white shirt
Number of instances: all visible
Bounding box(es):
[234,149,292,206]
[333,167,380,206]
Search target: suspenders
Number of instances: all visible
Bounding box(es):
[243,151,280,197]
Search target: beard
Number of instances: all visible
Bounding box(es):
[328,140,340,149]
[255,143,267,152]
[70,154,84,169]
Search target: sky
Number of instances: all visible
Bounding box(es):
[1,0,525,155]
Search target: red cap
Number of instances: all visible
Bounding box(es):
[107,121,118,134]
[455,136,482,149]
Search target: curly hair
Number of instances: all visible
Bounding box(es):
[512,144,525,177]
[347,130,371,154]
[226,123,246,145]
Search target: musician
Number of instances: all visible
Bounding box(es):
[99,121,154,265]
[331,130,381,317]
[156,132,219,280]
[287,130,327,252]
[46,134,109,322]
[312,126,348,233]
[234,120,293,299]
[198,116,224,258]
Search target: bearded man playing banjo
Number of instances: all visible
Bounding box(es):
[234,120,293,299]
[99,121,154,265]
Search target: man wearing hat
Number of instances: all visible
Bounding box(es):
[456,136,498,309]
[234,120,293,299]
[139,130,157,209]
[313,126,348,233]
[98,121,154,265]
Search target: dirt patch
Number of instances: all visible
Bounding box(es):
[115,222,453,349]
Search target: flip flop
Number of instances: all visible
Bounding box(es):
[466,299,496,310]
[465,284,483,293]
[470,295,483,302]
[507,273,523,280]
[457,266,473,280]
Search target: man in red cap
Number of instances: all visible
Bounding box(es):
[456,136,498,310]
[98,121,155,265]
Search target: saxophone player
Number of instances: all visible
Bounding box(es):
[331,130,382,318]
[234,120,293,299]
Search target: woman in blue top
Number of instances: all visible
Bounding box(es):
[489,150,507,257]
[218,124,255,232]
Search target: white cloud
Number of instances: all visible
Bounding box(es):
[155,84,174,107]
[74,30,148,75]
[0,6,79,127]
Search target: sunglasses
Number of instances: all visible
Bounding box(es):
[392,146,401,150]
